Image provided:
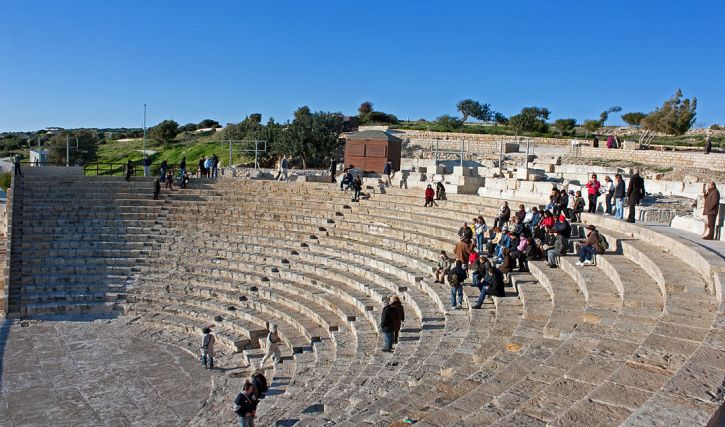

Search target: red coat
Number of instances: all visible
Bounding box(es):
[425,188,435,200]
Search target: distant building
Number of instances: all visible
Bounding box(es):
[45,127,63,135]
[29,149,48,166]
[343,130,401,173]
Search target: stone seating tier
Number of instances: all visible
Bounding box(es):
[5,176,723,426]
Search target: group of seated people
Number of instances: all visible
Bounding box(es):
[433,198,608,309]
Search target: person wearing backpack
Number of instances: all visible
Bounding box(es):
[576,225,603,266]
[259,324,281,368]
[200,327,216,369]
[380,296,401,352]
[448,260,467,309]
[234,381,258,427]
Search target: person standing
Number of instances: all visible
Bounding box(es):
[165,170,174,190]
[13,155,22,176]
[153,178,161,200]
[592,135,599,148]
[198,157,206,178]
[705,132,712,154]
[143,155,151,177]
[179,157,187,178]
[259,324,281,367]
[603,176,615,214]
[200,327,216,369]
[125,159,133,182]
[626,169,645,223]
[448,260,467,309]
[586,174,601,213]
[351,175,363,202]
[234,381,258,427]
[380,297,400,352]
[703,182,721,240]
[212,154,219,177]
[390,296,405,344]
[613,174,625,219]
[330,159,338,183]
[383,159,394,187]
[277,155,289,181]
[159,159,168,179]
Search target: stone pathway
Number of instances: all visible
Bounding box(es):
[0,317,211,426]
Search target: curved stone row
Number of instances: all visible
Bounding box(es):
[7,175,723,426]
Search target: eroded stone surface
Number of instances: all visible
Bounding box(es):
[0,319,211,427]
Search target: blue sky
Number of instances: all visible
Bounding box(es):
[1,0,723,131]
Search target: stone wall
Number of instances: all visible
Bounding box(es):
[391,129,568,153]
[567,146,725,172]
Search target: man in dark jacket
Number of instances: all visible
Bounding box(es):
[448,260,467,309]
[380,297,401,352]
[330,159,338,183]
[472,264,505,309]
[546,229,568,268]
[555,215,572,238]
[626,169,645,223]
[390,296,405,344]
[234,381,259,427]
[703,181,721,240]
[153,178,161,200]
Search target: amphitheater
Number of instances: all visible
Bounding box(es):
[1,166,724,427]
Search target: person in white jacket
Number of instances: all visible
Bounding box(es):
[200,327,216,369]
[259,324,282,368]
[603,176,616,215]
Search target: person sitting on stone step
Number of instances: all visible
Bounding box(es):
[259,324,282,367]
[555,214,572,239]
[576,225,603,266]
[546,228,568,268]
[200,327,216,369]
[380,297,400,352]
[493,201,510,229]
[435,180,446,200]
[515,204,526,223]
[473,263,505,309]
[498,248,514,276]
[433,251,452,283]
[486,226,501,257]
[340,169,353,191]
[424,184,437,207]
[471,255,491,288]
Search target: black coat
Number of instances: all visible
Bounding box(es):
[614,180,625,199]
[391,301,405,331]
[380,304,400,332]
[627,174,645,205]
[488,268,505,297]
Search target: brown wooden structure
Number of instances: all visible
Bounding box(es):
[343,130,402,173]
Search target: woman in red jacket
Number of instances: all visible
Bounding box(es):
[424,184,437,207]
[585,173,601,213]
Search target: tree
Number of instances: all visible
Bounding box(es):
[432,115,464,132]
[358,101,373,115]
[47,130,99,165]
[493,112,508,126]
[508,107,550,134]
[277,107,343,169]
[599,106,622,126]
[456,99,493,122]
[359,111,398,125]
[621,112,646,127]
[582,119,601,134]
[178,123,197,133]
[553,118,577,136]
[198,119,221,129]
[640,89,697,136]
[149,120,179,144]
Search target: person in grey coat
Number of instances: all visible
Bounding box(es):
[546,229,568,268]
